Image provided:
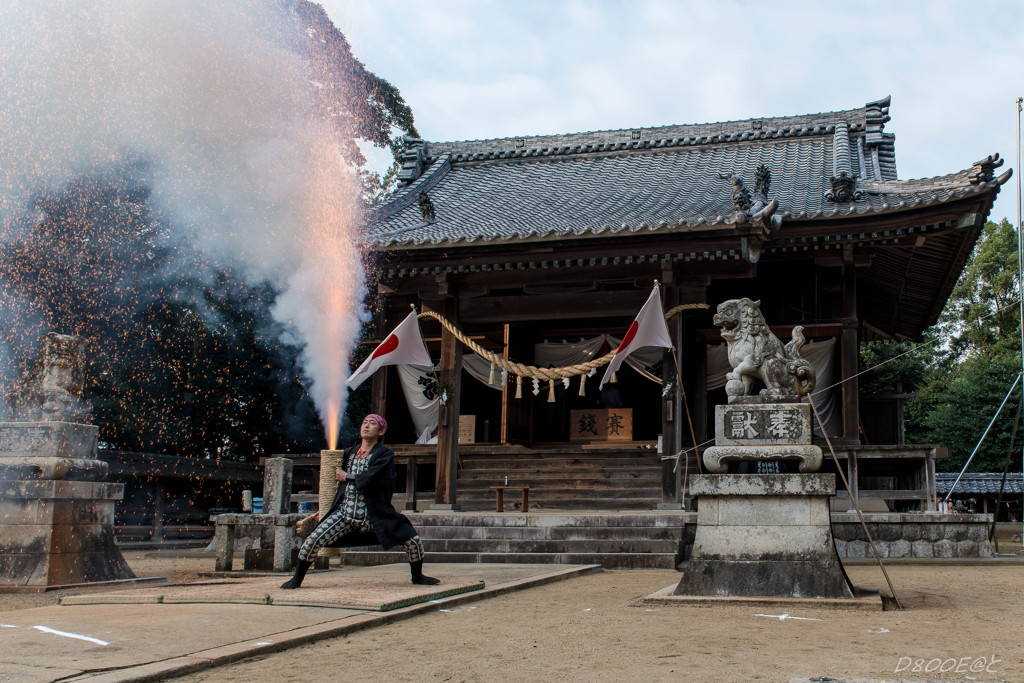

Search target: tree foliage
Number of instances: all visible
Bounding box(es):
[284,0,418,203]
[0,7,418,459]
[0,174,323,458]
[864,219,1024,472]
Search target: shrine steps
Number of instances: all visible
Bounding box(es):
[331,512,694,570]
[444,450,666,511]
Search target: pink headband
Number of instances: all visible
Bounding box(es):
[365,413,387,431]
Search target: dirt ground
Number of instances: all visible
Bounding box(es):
[3,551,1022,682]
[172,564,1022,683]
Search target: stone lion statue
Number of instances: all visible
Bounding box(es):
[7,332,92,422]
[713,298,815,399]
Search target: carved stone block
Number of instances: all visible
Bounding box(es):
[675,474,852,599]
[714,403,813,445]
[0,420,134,590]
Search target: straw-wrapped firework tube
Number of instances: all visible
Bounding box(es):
[317,449,344,557]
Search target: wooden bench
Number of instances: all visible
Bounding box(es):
[490,485,530,513]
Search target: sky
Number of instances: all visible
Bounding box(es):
[326,0,1023,223]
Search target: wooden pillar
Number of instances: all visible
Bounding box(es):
[841,263,860,444]
[370,304,389,415]
[926,451,938,512]
[846,452,859,509]
[679,277,709,509]
[433,296,463,508]
[500,324,510,444]
[153,483,165,543]
[404,454,418,511]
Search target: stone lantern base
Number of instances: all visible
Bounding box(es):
[0,421,136,592]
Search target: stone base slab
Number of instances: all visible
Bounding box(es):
[703,444,823,473]
[0,456,108,481]
[678,473,851,599]
[0,478,134,588]
[0,422,98,460]
[0,575,165,594]
[0,479,124,500]
[690,473,835,496]
[675,557,852,598]
[646,584,880,609]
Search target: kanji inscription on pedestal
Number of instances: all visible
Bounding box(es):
[715,403,811,446]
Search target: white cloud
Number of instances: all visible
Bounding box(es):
[329,0,1024,221]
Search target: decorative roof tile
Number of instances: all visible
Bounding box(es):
[365,97,1009,249]
[936,473,1023,496]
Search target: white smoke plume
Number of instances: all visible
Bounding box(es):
[0,1,367,444]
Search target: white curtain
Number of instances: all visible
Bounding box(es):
[462,353,504,390]
[398,335,841,440]
[534,335,668,385]
[706,338,839,437]
[533,336,606,368]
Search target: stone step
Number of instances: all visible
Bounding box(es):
[455,478,660,488]
[414,525,683,541]
[422,499,662,512]
[458,459,663,470]
[406,513,695,528]
[456,469,662,480]
[452,489,662,499]
[334,550,678,570]
[414,538,680,554]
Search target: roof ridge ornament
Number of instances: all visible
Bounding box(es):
[969,154,1004,185]
[417,191,436,222]
[719,164,782,230]
[825,171,863,202]
[719,165,781,264]
[397,136,427,186]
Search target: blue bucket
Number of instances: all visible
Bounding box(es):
[252,497,263,514]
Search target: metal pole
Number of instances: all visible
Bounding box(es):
[1017,96,1023,541]
[805,392,902,609]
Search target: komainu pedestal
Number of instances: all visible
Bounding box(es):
[0,421,135,591]
[674,473,851,598]
[676,400,851,599]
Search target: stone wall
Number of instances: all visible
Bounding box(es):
[831,513,994,558]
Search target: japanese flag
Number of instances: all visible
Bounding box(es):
[346,312,432,390]
[599,286,673,389]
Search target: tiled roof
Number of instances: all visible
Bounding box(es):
[937,473,1023,495]
[365,97,1010,249]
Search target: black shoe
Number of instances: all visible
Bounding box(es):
[410,560,440,585]
[280,559,312,589]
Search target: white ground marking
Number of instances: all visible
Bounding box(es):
[753,613,824,621]
[32,625,109,645]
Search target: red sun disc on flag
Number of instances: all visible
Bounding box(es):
[371,334,399,360]
[615,321,638,354]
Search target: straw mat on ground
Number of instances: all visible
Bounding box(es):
[59,571,484,612]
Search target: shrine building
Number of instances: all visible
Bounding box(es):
[358,96,1011,513]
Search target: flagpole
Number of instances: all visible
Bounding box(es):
[412,303,446,397]
[1016,96,1023,542]
[655,280,704,480]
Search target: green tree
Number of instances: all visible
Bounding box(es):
[903,219,1022,472]
[1,174,323,459]
[285,0,418,204]
[0,7,418,459]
